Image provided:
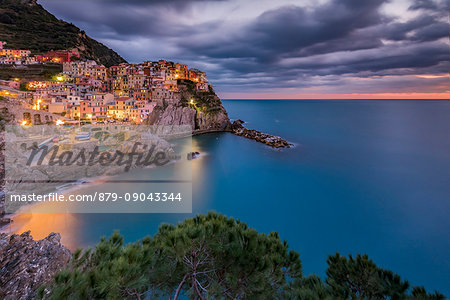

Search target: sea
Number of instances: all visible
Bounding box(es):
[5,99,450,295]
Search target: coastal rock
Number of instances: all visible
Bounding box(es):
[0,231,71,300]
[147,82,291,148]
[196,110,231,132]
[187,152,200,160]
[152,105,197,128]
[231,119,245,130]
[232,120,291,148]
[150,104,231,132]
[0,131,8,227]
[148,82,232,133]
[0,217,10,227]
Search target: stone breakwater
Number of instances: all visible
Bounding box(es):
[0,231,71,300]
[231,120,291,148]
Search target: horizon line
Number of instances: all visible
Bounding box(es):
[218,92,450,100]
[221,98,450,100]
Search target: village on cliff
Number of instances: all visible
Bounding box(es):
[0,41,209,125]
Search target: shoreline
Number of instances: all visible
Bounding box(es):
[0,125,290,229]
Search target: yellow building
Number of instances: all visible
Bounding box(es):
[113,76,129,95]
[94,66,108,81]
[0,49,31,57]
[69,105,80,120]
[108,97,135,121]
[107,103,118,119]
[48,103,65,114]
[129,107,139,124]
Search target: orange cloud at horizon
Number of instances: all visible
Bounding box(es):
[414,74,449,79]
[219,92,450,100]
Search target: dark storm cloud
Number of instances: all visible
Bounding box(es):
[310,42,448,74]
[80,0,226,3]
[383,15,449,42]
[251,0,386,51]
[40,0,223,38]
[179,0,389,61]
[409,0,439,10]
[174,0,447,80]
[39,0,450,94]
[408,0,449,11]
[411,22,449,42]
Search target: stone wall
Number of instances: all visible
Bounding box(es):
[3,105,64,125]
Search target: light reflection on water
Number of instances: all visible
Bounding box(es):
[2,100,450,295]
[5,211,81,250]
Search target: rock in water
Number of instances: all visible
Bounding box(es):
[231,119,245,130]
[231,120,291,148]
[187,152,200,160]
[0,231,71,300]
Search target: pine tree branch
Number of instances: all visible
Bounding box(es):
[173,274,188,300]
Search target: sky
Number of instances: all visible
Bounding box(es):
[39,0,449,99]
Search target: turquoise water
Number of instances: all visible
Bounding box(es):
[10,100,450,295]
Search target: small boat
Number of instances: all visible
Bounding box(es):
[38,137,55,148]
[56,179,89,191]
[55,182,73,191]
[75,132,91,141]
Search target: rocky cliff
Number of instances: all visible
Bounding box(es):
[149,80,231,132]
[0,231,71,300]
[0,107,12,227]
[0,0,126,67]
[148,81,291,147]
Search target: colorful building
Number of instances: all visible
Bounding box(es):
[0,48,31,58]
[36,50,80,63]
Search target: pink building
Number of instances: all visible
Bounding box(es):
[136,100,156,123]
[81,100,107,120]
[8,81,20,89]
[36,50,80,63]
[196,82,209,91]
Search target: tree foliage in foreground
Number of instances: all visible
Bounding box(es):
[39,212,445,300]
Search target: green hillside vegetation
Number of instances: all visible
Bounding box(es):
[0,63,62,80]
[0,0,126,67]
[178,79,223,114]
